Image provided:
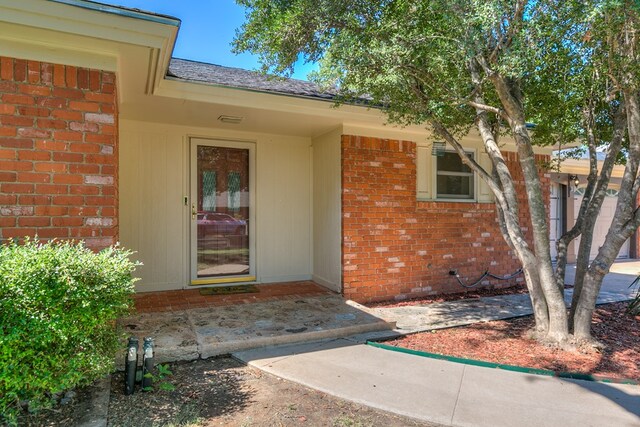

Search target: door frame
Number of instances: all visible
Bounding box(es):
[189,137,257,285]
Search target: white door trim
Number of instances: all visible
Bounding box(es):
[189,137,257,285]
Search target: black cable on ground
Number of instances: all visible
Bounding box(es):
[450,268,523,288]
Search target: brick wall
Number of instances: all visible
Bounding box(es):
[341,135,550,303]
[0,56,118,250]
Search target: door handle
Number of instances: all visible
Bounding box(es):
[191,203,196,220]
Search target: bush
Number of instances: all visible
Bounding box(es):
[629,275,640,315]
[0,239,139,423]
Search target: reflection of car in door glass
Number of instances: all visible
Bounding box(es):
[197,213,247,237]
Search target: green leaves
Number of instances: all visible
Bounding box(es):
[0,239,140,423]
[157,364,173,377]
[141,364,175,393]
[628,275,640,315]
[234,0,636,148]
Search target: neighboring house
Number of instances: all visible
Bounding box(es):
[549,151,638,262]
[1,0,562,303]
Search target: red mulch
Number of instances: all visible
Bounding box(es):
[385,302,640,381]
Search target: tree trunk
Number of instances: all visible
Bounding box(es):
[568,214,596,329]
[490,75,569,343]
[574,88,640,340]
[572,268,605,339]
[520,255,550,334]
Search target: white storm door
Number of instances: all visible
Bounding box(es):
[189,138,256,285]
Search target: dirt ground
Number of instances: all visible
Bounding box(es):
[386,301,640,382]
[107,357,439,427]
[20,356,439,427]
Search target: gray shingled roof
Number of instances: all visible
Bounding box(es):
[168,58,338,100]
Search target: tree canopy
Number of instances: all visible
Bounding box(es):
[235,0,640,346]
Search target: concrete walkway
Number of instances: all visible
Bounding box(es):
[235,338,640,427]
[371,287,633,334]
[370,261,638,334]
[234,263,640,427]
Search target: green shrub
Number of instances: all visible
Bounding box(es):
[629,275,640,315]
[0,239,139,423]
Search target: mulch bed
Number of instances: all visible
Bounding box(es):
[384,301,640,381]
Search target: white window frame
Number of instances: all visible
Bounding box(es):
[433,149,477,201]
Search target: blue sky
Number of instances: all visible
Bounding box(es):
[111,0,316,81]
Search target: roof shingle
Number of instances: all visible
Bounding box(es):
[168,58,337,100]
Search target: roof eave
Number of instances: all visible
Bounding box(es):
[50,0,181,26]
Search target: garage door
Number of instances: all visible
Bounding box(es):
[573,187,629,260]
[549,184,563,261]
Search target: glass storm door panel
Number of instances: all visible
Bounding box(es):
[190,140,255,283]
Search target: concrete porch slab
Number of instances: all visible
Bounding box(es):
[117,295,395,365]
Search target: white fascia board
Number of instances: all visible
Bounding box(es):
[0,1,178,99]
[559,159,626,178]
[0,30,117,71]
[0,0,178,49]
[341,123,430,142]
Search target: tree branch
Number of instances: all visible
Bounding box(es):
[465,101,509,121]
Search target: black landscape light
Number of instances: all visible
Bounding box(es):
[142,337,155,390]
[124,336,138,395]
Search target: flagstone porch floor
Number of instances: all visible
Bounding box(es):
[119,282,396,364]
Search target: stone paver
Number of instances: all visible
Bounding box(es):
[118,295,394,363]
[118,311,199,365]
[75,376,111,427]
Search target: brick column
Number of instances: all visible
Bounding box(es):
[0,56,118,250]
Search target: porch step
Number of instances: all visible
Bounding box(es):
[117,295,395,366]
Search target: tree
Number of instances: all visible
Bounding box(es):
[559,1,640,339]
[234,0,640,346]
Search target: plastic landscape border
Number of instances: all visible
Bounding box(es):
[367,341,639,386]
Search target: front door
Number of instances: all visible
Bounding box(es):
[190,138,255,285]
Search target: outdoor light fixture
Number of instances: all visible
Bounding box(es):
[124,336,138,395]
[431,141,446,156]
[141,337,155,391]
[218,115,243,124]
[569,174,580,190]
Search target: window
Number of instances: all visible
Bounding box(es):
[436,151,475,199]
[605,188,619,197]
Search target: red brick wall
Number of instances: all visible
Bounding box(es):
[341,135,550,303]
[0,56,118,250]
